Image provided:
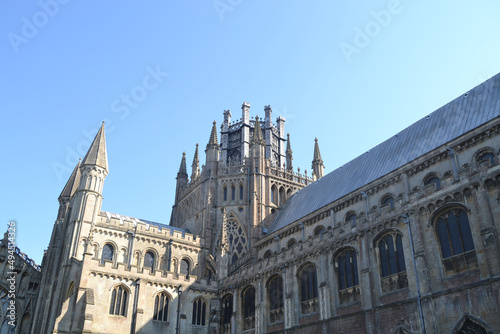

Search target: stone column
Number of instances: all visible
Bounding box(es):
[473,183,500,276]
[318,250,331,320]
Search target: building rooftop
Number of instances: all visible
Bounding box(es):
[270,73,500,233]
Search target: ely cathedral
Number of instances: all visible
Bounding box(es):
[2,74,500,333]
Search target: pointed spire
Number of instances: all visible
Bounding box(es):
[312,138,325,180]
[177,152,188,179]
[286,133,293,171]
[81,122,108,172]
[206,121,219,151]
[252,116,265,146]
[59,159,82,200]
[313,138,323,163]
[191,143,200,180]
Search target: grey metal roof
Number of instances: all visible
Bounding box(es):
[270,73,500,233]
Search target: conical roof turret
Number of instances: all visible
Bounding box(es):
[206,121,219,151]
[81,122,108,172]
[59,159,81,200]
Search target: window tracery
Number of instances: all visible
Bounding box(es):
[377,232,407,293]
[192,298,207,326]
[435,207,477,275]
[242,286,255,330]
[298,263,318,315]
[109,285,128,317]
[268,275,284,324]
[153,292,169,322]
[226,219,248,265]
[336,249,360,304]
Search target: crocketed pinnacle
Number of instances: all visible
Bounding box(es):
[252,116,265,146]
[177,152,188,179]
[81,122,108,172]
[206,121,219,151]
[313,137,323,164]
[286,133,293,154]
[191,143,200,179]
[59,159,81,200]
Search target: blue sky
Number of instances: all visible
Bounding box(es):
[1,1,500,264]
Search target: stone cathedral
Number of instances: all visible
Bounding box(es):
[2,75,500,334]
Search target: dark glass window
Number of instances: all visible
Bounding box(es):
[337,250,359,290]
[180,259,190,278]
[458,319,487,334]
[271,186,277,204]
[378,234,406,277]
[435,208,478,275]
[478,152,495,165]
[268,276,284,324]
[424,175,440,189]
[381,196,394,209]
[239,185,244,200]
[192,298,207,326]
[223,187,227,201]
[153,292,169,322]
[221,294,233,326]
[242,286,256,330]
[109,286,128,316]
[346,213,357,225]
[298,264,318,314]
[144,251,155,269]
[231,185,235,201]
[287,239,297,248]
[102,244,114,263]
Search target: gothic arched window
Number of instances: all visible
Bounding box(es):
[144,251,155,270]
[109,285,128,316]
[239,184,244,200]
[424,174,440,190]
[153,292,170,322]
[298,264,318,315]
[271,185,278,204]
[314,225,325,236]
[378,233,407,293]
[180,259,190,279]
[242,286,256,330]
[227,218,248,266]
[279,187,285,206]
[101,244,114,263]
[287,238,297,249]
[223,186,228,201]
[268,275,284,325]
[231,185,235,201]
[435,207,477,275]
[336,249,360,304]
[346,212,357,225]
[192,298,207,326]
[455,318,488,334]
[221,294,233,333]
[381,195,395,209]
[477,151,495,166]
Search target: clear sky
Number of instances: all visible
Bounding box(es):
[1,1,500,265]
